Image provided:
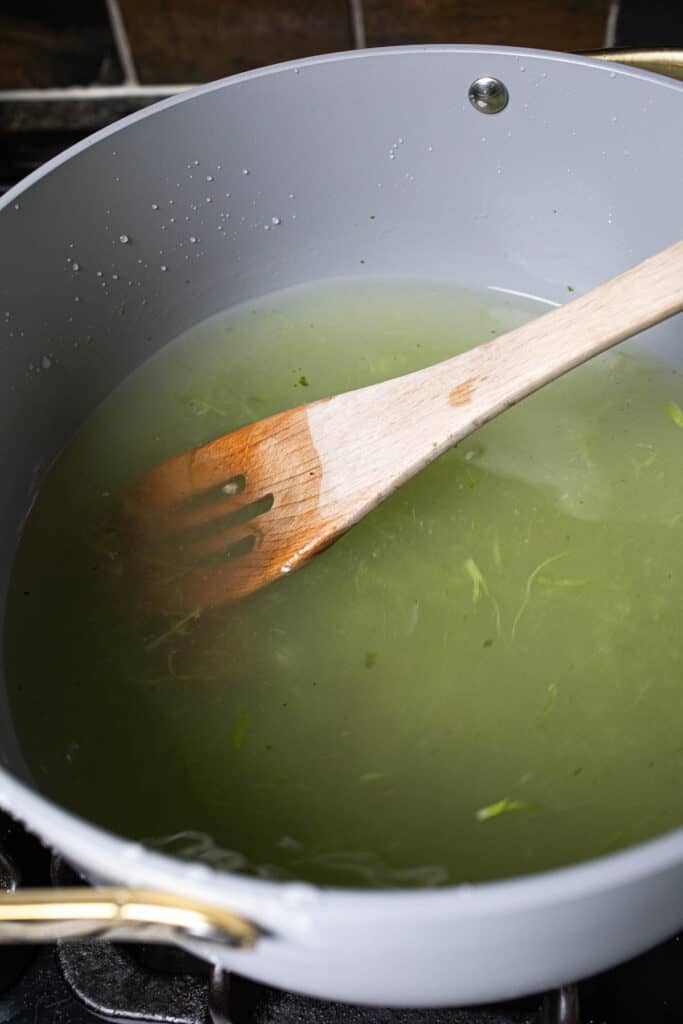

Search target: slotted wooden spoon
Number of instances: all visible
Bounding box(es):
[126,241,683,613]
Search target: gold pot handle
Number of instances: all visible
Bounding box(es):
[0,887,259,949]
[586,47,683,81]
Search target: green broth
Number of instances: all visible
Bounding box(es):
[6,277,683,888]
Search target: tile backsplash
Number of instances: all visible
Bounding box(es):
[1,0,616,90]
[364,0,611,51]
[117,0,354,84]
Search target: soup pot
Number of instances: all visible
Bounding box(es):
[0,45,683,1008]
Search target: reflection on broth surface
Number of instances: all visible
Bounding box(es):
[6,278,683,888]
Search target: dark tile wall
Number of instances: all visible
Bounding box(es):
[0,0,121,88]
[0,0,615,90]
[365,0,611,51]
[614,0,683,46]
[117,0,353,83]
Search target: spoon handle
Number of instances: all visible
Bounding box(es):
[459,238,683,419]
[307,241,683,513]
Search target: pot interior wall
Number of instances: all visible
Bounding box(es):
[0,46,682,783]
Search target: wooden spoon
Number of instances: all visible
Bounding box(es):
[126,241,683,613]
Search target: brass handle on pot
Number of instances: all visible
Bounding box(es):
[0,887,259,949]
[586,47,683,81]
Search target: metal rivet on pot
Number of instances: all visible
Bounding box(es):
[468,77,509,114]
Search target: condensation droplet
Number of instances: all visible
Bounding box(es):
[206,174,214,182]
[112,273,120,281]
[152,202,159,210]
[189,235,197,244]
[119,234,130,244]
[242,168,249,176]
[160,264,168,272]
[271,216,281,225]
[72,262,80,272]
[41,355,51,369]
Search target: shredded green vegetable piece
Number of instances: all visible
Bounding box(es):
[536,576,589,589]
[145,608,202,653]
[475,799,533,822]
[511,552,568,640]
[464,558,484,603]
[232,712,249,751]
[298,375,310,387]
[463,558,501,636]
[664,400,683,429]
[177,391,230,418]
[543,682,559,714]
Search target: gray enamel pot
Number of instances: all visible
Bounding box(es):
[1,45,683,1007]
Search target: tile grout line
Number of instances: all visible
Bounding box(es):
[348,0,367,50]
[604,1,621,48]
[105,0,139,86]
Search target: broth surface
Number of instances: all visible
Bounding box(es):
[6,278,683,887]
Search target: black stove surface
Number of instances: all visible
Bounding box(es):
[1,808,683,1024]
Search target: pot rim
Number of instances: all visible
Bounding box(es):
[2,44,683,938]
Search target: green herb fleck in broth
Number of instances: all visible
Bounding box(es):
[536,577,589,589]
[476,799,534,822]
[542,682,560,716]
[463,558,501,636]
[664,400,683,429]
[5,277,683,890]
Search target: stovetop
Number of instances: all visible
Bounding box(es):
[2,1,683,1021]
[3,805,683,1024]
